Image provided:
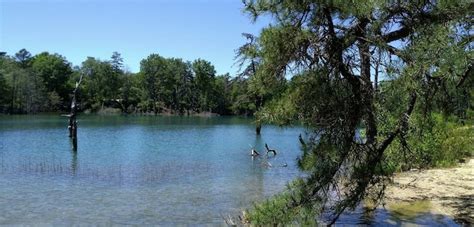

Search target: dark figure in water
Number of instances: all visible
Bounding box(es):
[265,143,277,156]
[298,134,306,146]
[250,148,260,156]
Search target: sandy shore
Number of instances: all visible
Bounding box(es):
[385,159,474,223]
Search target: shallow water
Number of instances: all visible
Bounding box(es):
[336,200,463,226]
[0,115,465,225]
[0,115,304,225]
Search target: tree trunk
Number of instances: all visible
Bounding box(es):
[358,35,377,144]
[255,95,263,135]
[67,74,84,150]
[10,75,16,114]
[256,123,261,135]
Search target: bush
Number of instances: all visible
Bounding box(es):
[245,179,320,225]
[385,113,473,171]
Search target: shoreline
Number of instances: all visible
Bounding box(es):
[385,159,474,223]
[0,110,227,117]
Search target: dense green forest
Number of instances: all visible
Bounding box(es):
[0,49,265,116]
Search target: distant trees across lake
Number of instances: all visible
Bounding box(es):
[0,49,263,115]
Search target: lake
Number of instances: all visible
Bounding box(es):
[0,115,304,225]
[0,115,464,225]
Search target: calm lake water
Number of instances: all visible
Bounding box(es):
[0,115,303,225]
[0,115,464,225]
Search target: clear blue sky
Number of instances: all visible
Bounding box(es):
[0,0,271,75]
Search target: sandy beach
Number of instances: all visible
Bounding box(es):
[385,159,474,223]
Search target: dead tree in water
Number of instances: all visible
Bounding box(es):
[67,73,84,149]
[265,143,277,156]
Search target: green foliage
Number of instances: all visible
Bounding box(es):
[119,72,142,113]
[80,56,123,111]
[245,179,320,225]
[385,114,474,171]
[1,52,47,113]
[229,77,255,115]
[139,54,167,113]
[137,54,254,115]
[235,31,287,131]
[139,55,213,114]
[47,91,62,111]
[31,52,73,109]
[0,58,12,112]
[241,0,473,224]
[1,49,256,116]
[212,74,233,115]
[193,59,217,111]
[14,48,32,68]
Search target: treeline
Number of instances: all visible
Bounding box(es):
[0,49,262,115]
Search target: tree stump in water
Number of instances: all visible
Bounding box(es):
[256,124,261,135]
[67,73,84,150]
[265,143,277,156]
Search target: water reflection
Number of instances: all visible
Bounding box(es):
[0,115,306,224]
[71,137,77,151]
[2,115,463,225]
[71,148,78,175]
[336,200,464,226]
[359,204,377,225]
[251,134,265,203]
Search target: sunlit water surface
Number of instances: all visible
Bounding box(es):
[0,115,464,225]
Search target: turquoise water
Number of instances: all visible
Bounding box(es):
[0,115,304,225]
[0,115,465,225]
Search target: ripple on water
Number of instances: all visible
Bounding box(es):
[0,115,303,225]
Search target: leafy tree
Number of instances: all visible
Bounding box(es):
[31,52,73,110]
[14,48,32,68]
[236,33,286,134]
[241,0,473,224]
[80,56,123,110]
[0,71,10,112]
[110,51,124,72]
[167,58,195,113]
[8,67,45,113]
[236,33,264,133]
[213,73,233,115]
[139,54,169,113]
[3,49,46,113]
[229,76,254,115]
[192,59,217,112]
[6,49,38,113]
[0,54,12,112]
[0,55,16,112]
[0,49,276,117]
[119,71,141,113]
